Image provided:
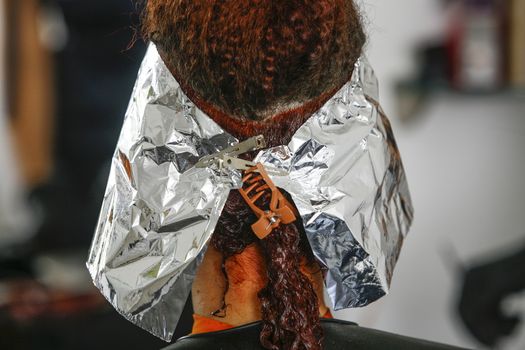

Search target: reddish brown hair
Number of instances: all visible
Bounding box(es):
[142,0,365,121]
[211,190,323,350]
[142,1,366,349]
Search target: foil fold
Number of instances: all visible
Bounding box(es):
[87,43,414,341]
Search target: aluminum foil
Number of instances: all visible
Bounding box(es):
[87,43,413,341]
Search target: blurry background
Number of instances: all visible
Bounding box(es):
[0,0,524,349]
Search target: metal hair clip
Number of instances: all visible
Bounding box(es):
[195,135,288,176]
[195,135,266,171]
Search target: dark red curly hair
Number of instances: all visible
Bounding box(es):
[142,1,366,349]
[142,0,365,122]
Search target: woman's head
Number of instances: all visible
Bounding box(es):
[141,1,366,349]
[143,0,365,121]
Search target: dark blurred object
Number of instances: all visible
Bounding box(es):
[0,277,195,349]
[0,280,105,322]
[458,244,525,347]
[1,2,197,347]
[0,293,183,350]
[447,0,507,91]
[396,0,523,121]
[32,0,146,250]
[395,44,450,120]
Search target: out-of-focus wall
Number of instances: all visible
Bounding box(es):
[334,1,525,350]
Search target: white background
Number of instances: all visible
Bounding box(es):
[334,1,525,349]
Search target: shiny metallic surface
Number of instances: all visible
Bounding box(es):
[256,57,413,309]
[87,44,413,341]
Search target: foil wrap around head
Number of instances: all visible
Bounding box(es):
[87,43,414,341]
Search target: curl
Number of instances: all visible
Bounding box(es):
[210,190,322,350]
[142,0,366,120]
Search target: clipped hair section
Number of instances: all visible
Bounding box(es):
[143,0,366,120]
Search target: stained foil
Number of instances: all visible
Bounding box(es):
[87,43,414,341]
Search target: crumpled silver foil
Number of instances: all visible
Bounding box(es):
[87,43,414,341]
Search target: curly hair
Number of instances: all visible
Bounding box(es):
[142,1,366,349]
[212,190,323,350]
[142,0,365,121]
